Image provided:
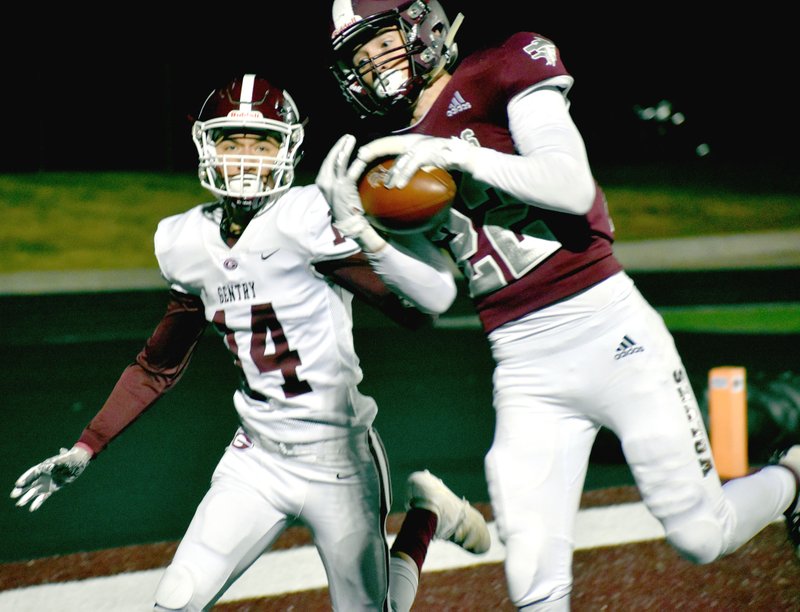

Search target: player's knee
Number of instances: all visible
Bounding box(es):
[154,563,195,610]
[624,436,724,563]
[504,534,570,608]
[665,519,724,564]
[654,483,724,564]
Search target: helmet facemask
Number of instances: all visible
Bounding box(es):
[192,75,305,214]
[330,0,460,120]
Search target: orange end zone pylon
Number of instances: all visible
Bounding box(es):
[708,366,748,479]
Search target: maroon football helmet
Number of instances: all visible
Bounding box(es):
[329,0,461,120]
[192,74,304,211]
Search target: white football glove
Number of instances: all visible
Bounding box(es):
[316,134,387,253]
[353,134,477,189]
[10,445,92,512]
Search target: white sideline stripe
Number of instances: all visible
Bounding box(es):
[2,230,799,296]
[0,503,665,611]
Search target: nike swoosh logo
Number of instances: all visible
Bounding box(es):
[261,250,279,261]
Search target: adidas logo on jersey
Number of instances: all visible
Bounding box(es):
[447,91,472,117]
[614,335,644,360]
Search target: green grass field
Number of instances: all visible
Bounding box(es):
[658,303,800,333]
[2,166,800,274]
[1,167,799,333]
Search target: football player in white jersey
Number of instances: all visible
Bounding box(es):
[10,73,490,611]
[316,1,800,609]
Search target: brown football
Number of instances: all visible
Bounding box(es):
[357,157,456,233]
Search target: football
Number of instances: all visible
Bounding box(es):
[357,157,456,233]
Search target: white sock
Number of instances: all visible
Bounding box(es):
[388,554,420,612]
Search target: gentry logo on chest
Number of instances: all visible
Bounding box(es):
[217,281,257,304]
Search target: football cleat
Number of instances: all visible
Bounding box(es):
[769,445,800,559]
[406,469,490,554]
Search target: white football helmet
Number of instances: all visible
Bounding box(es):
[192,74,304,212]
[329,0,461,120]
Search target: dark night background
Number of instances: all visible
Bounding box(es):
[1,4,799,568]
[2,6,795,178]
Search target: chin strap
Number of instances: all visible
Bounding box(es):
[220,199,263,240]
[428,12,464,82]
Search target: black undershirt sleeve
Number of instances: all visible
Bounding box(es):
[314,253,434,331]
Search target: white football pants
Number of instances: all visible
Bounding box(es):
[153,426,392,611]
[485,271,796,609]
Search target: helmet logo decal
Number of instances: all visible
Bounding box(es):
[523,36,557,67]
[332,16,362,38]
[227,110,265,120]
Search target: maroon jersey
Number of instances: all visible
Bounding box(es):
[397,32,623,333]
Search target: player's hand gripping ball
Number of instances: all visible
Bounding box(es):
[357,157,456,233]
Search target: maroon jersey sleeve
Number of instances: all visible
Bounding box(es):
[76,290,208,455]
[492,32,573,101]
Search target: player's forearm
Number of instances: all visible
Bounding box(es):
[77,292,207,455]
[368,239,456,315]
[77,363,168,454]
[466,146,595,214]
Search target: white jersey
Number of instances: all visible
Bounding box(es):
[154,184,375,444]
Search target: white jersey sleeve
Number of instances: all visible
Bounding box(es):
[465,87,596,214]
[369,234,457,314]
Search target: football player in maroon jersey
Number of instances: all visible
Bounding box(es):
[317,1,800,608]
[11,73,489,611]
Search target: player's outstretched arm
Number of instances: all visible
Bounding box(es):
[11,291,206,514]
[10,445,92,512]
[352,90,596,215]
